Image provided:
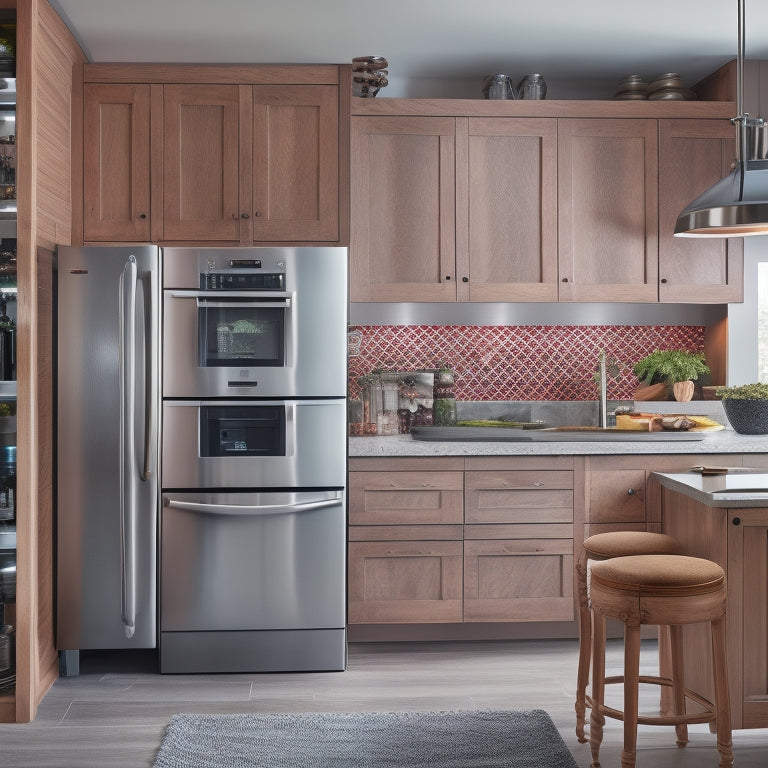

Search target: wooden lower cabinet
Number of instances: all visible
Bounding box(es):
[348,537,463,623]
[348,456,579,628]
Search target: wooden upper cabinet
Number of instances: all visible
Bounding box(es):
[83,83,151,242]
[558,118,659,302]
[250,85,338,242]
[350,116,457,301]
[162,84,243,242]
[458,117,558,301]
[658,119,743,303]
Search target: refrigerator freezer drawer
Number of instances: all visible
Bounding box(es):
[160,491,346,633]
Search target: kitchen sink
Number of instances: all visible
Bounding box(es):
[409,426,707,442]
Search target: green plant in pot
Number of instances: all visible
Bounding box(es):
[716,383,768,434]
[632,350,710,402]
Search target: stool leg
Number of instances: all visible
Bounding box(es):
[711,614,734,768]
[589,611,606,768]
[575,556,591,743]
[669,624,689,747]
[658,624,673,715]
[621,623,641,768]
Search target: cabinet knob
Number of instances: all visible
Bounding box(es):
[444,275,452,281]
[627,488,635,495]
[462,277,469,283]
[241,213,250,219]
[561,277,569,283]
[254,211,262,217]
[733,517,741,526]
[660,278,668,284]
[139,213,147,220]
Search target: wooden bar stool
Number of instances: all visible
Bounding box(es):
[575,531,681,742]
[588,554,732,768]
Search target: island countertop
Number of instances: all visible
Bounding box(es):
[350,430,768,457]
[653,468,768,507]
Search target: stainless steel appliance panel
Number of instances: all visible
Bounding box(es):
[162,247,347,398]
[160,628,346,674]
[57,245,159,649]
[160,490,346,631]
[161,399,346,489]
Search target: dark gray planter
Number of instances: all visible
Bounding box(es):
[722,399,768,434]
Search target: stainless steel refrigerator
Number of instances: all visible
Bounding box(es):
[56,246,159,660]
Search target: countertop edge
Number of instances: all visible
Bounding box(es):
[349,431,768,457]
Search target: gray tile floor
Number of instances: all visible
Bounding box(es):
[0,638,766,767]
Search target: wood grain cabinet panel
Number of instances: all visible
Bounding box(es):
[251,85,338,241]
[348,540,463,623]
[465,470,574,524]
[463,538,574,622]
[658,119,743,303]
[350,116,457,301]
[82,83,151,241]
[348,470,464,526]
[162,84,242,241]
[587,468,647,524]
[458,117,558,301]
[558,118,659,302]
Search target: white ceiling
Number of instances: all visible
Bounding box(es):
[50,0,768,99]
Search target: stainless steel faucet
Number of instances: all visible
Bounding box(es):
[598,351,608,428]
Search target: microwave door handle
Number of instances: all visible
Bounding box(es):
[166,498,341,516]
[119,255,138,639]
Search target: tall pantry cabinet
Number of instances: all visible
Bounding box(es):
[1,0,86,723]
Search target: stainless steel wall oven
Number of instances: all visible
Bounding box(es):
[159,247,348,674]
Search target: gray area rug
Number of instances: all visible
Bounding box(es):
[153,709,578,768]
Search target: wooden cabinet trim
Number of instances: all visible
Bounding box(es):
[349,457,465,472]
[464,523,574,539]
[84,63,343,85]
[464,456,574,471]
[349,524,464,542]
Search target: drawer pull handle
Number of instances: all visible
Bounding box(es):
[627,488,636,496]
[533,482,544,488]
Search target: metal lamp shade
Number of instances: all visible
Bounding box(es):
[674,161,768,237]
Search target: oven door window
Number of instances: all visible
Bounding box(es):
[198,302,285,368]
[200,406,286,457]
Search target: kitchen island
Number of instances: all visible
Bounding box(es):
[656,469,768,730]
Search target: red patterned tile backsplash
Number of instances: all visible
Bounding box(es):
[348,325,707,401]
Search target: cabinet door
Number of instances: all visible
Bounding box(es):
[162,84,242,242]
[83,83,151,241]
[458,118,558,301]
[464,539,574,622]
[348,540,463,623]
[587,467,646,524]
[658,119,743,303]
[251,85,338,242]
[350,116,457,301]
[558,119,659,302]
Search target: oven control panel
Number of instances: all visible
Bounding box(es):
[200,272,285,291]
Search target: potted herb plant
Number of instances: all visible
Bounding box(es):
[632,350,710,402]
[715,383,768,434]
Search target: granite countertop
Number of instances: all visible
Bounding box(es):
[349,429,768,457]
[653,469,768,507]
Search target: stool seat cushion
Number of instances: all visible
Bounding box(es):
[591,554,725,597]
[584,531,680,559]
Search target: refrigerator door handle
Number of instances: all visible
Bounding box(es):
[142,264,158,482]
[119,255,138,639]
[166,497,342,517]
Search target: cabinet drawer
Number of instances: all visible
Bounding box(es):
[348,540,463,624]
[463,539,574,622]
[465,470,573,524]
[588,469,646,523]
[349,471,463,525]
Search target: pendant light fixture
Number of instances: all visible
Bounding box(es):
[674,0,768,237]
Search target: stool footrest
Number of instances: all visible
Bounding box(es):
[597,675,717,728]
